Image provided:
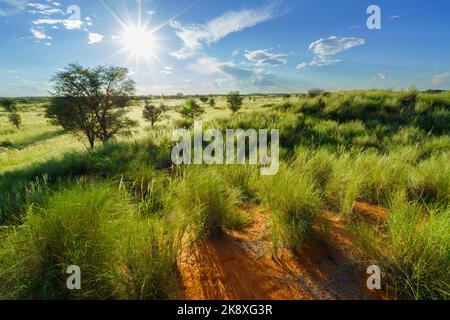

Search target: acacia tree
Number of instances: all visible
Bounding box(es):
[159,103,168,114]
[178,99,205,120]
[0,98,21,129]
[209,97,216,108]
[307,88,324,98]
[47,63,137,149]
[227,91,243,114]
[8,113,21,129]
[199,96,209,104]
[142,102,163,127]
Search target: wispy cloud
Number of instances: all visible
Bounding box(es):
[0,0,27,16]
[32,18,84,30]
[432,72,450,85]
[30,27,52,40]
[161,67,174,75]
[170,2,282,59]
[88,32,104,44]
[374,73,386,81]
[231,49,241,58]
[188,55,277,89]
[244,48,288,67]
[27,2,64,15]
[297,36,365,69]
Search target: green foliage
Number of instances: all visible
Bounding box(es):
[0,98,18,113]
[1,98,21,129]
[199,96,209,104]
[0,182,182,299]
[170,167,243,241]
[257,165,323,252]
[351,195,450,300]
[178,99,205,120]
[8,112,21,129]
[227,91,244,114]
[209,97,216,108]
[307,88,324,98]
[47,63,137,149]
[142,102,163,127]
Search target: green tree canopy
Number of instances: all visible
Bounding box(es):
[47,63,137,149]
[227,91,244,114]
[0,98,17,113]
[143,102,163,127]
[178,99,205,120]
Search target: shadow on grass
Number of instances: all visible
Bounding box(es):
[0,129,65,150]
[0,137,173,225]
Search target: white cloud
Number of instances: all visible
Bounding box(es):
[374,73,386,80]
[309,36,365,56]
[244,48,288,67]
[432,72,450,85]
[187,57,224,75]
[232,49,240,57]
[297,36,365,69]
[88,32,104,44]
[220,62,254,79]
[170,3,279,59]
[188,56,254,79]
[32,18,83,30]
[161,67,174,75]
[188,55,276,89]
[28,3,50,10]
[30,28,52,40]
[251,69,275,87]
[297,55,342,69]
[0,0,28,16]
[27,2,63,15]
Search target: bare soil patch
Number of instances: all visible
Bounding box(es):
[178,205,381,300]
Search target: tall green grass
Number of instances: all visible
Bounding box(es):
[257,165,323,252]
[351,195,450,299]
[169,167,247,241]
[0,182,182,299]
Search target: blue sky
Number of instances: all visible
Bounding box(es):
[1,0,450,96]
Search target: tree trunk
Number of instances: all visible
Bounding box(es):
[88,136,95,149]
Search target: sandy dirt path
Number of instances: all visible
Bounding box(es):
[178,205,380,300]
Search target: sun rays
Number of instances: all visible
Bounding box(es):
[99,0,165,72]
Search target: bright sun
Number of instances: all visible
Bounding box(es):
[122,25,156,57]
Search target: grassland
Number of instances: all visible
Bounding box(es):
[0,90,449,300]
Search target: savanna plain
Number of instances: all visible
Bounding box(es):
[0,89,449,300]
